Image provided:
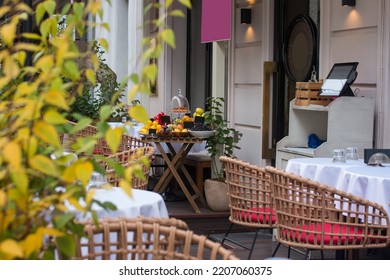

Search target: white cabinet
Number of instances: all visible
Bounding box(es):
[276,97,375,169]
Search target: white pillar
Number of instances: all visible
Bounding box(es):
[128,0,147,107]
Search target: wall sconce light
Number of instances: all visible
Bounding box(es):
[342,0,356,6]
[241,8,251,25]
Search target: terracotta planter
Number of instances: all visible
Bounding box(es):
[204,179,229,211]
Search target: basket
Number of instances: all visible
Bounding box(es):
[295,82,331,106]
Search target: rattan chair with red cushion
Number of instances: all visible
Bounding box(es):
[73,216,240,260]
[219,156,276,259]
[265,166,390,259]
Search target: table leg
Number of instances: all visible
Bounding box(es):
[152,142,175,193]
[152,142,205,213]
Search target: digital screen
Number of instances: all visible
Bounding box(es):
[320,79,348,96]
[320,62,358,96]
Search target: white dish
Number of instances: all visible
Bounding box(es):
[189,130,215,138]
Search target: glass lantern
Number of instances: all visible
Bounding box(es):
[170,89,190,119]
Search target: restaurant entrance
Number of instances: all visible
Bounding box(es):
[272,0,320,155]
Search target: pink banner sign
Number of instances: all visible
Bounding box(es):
[201,0,232,43]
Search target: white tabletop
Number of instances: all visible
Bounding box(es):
[338,166,390,216]
[285,157,390,219]
[285,157,365,188]
[70,188,169,221]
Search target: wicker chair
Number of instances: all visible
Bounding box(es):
[103,146,156,190]
[73,216,240,260]
[219,156,276,259]
[60,121,149,156]
[265,166,390,259]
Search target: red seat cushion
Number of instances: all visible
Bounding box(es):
[239,207,277,224]
[285,223,365,245]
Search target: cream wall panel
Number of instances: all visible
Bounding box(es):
[235,3,262,44]
[355,87,376,99]
[235,46,262,84]
[234,86,262,127]
[329,30,377,83]
[234,126,262,165]
[321,0,389,148]
[330,0,378,31]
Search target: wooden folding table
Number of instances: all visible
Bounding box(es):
[140,136,207,214]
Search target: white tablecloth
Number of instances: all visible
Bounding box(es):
[285,157,390,218]
[285,157,365,188]
[70,188,168,221]
[338,166,390,216]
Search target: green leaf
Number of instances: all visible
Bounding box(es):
[165,0,174,8]
[99,105,112,120]
[170,10,185,17]
[32,121,61,149]
[179,0,192,8]
[29,155,58,176]
[72,2,84,19]
[160,29,176,49]
[143,64,157,84]
[93,200,117,211]
[130,74,139,84]
[54,212,75,229]
[99,38,109,52]
[85,68,96,85]
[43,0,56,16]
[56,235,75,258]
[43,110,68,125]
[10,171,28,196]
[69,119,93,134]
[21,32,42,40]
[35,4,45,24]
[63,60,80,81]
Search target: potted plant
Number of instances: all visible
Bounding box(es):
[203,97,242,211]
[69,43,125,123]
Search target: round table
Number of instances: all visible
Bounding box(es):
[70,188,169,221]
[285,157,365,188]
[338,166,390,217]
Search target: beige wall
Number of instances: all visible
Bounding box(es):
[320,0,390,147]
[229,0,274,166]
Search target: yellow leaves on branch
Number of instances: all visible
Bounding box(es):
[32,121,61,149]
[3,142,22,171]
[0,227,64,259]
[0,17,18,46]
[63,161,93,187]
[29,155,58,177]
[0,239,23,260]
[129,105,150,125]
[106,127,123,154]
[159,29,176,49]
[44,89,70,111]
[86,0,102,16]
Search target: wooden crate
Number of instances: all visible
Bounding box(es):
[295,82,331,106]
